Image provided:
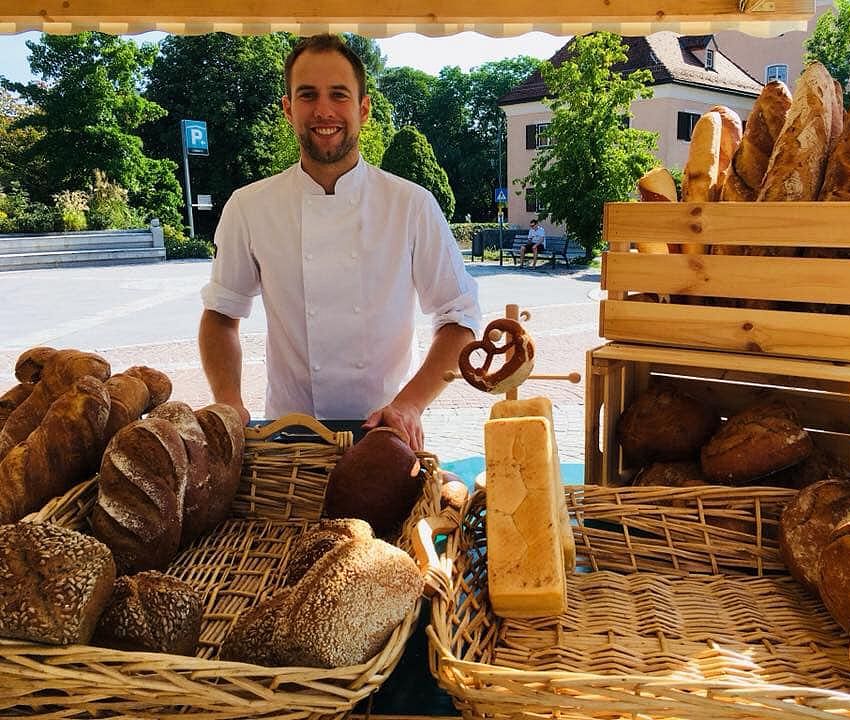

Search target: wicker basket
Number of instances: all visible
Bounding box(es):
[3,413,443,719]
[428,484,850,720]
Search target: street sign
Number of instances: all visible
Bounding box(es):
[182,119,209,156]
[494,187,508,204]
[195,194,213,210]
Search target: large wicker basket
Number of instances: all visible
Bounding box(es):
[429,484,850,720]
[3,413,443,719]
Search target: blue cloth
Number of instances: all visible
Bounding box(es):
[441,456,584,489]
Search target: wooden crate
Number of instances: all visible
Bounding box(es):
[601,201,850,362]
[584,341,850,487]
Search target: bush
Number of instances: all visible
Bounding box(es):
[53,190,89,231]
[449,222,509,249]
[0,183,61,233]
[87,170,141,230]
[163,224,213,260]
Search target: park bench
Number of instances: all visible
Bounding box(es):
[505,233,585,267]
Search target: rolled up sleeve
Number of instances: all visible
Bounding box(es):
[200,192,260,320]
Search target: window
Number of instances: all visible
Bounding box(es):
[525,122,551,149]
[525,188,544,213]
[705,48,715,71]
[677,111,701,141]
[766,64,788,84]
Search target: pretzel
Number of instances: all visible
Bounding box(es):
[458,319,535,394]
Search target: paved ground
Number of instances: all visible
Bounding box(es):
[0,258,604,468]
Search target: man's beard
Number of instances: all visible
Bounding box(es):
[300,127,359,165]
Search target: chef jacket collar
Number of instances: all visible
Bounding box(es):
[296,155,366,198]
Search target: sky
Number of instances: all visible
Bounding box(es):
[0,30,569,85]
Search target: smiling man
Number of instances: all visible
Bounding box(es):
[198,34,481,451]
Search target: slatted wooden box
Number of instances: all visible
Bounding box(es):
[584,341,850,487]
[601,202,850,362]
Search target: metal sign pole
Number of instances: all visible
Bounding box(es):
[180,121,195,239]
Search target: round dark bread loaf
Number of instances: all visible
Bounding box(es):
[763,445,850,490]
[616,384,720,467]
[701,400,814,484]
[779,477,850,597]
[324,427,422,537]
[221,535,423,668]
[632,461,711,487]
[285,518,373,586]
[91,417,189,574]
[819,515,850,630]
[194,404,244,531]
[149,401,210,546]
[0,522,115,646]
[92,570,202,655]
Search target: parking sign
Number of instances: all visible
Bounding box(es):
[182,120,209,156]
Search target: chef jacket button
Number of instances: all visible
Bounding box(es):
[355,361,365,369]
[350,250,358,259]
[353,305,361,313]
[349,198,356,206]
[312,364,320,372]
[306,253,314,261]
[308,308,316,317]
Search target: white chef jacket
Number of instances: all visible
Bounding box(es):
[201,156,481,420]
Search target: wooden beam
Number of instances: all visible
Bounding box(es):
[0,0,814,35]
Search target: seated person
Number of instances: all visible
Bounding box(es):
[521,219,546,268]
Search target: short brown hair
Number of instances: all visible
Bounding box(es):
[284,34,367,100]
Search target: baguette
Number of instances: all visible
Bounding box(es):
[819,110,850,201]
[708,104,743,181]
[636,167,675,253]
[0,375,111,523]
[681,110,722,254]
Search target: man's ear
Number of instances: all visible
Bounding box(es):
[360,95,371,124]
[282,95,293,124]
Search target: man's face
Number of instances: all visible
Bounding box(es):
[282,49,370,167]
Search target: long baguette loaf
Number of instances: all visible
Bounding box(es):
[681,110,722,254]
[636,167,676,253]
[708,104,743,183]
[0,375,111,523]
[819,110,850,201]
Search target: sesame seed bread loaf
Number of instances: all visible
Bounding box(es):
[220,589,292,667]
[0,375,111,523]
[0,522,115,645]
[91,417,189,575]
[285,518,374,586]
[92,570,203,656]
[193,404,244,533]
[149,401,210,546]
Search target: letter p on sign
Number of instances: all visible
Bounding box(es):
[183,120,209,156]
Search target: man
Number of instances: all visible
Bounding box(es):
[520,219,546,268]
[198,34,481,451]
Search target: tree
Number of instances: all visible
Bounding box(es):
[4,33,182,225]
[343,34,387,78]
[381,125,455,218]
[521,32,658,256]
[379,66,436,128]
[142,33,296,233]
[805,0,850,109]
[0,88,43,190]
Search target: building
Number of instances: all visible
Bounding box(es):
[499,1,835,233]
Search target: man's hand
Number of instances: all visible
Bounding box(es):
[363,400,424,452]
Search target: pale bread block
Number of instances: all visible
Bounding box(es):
[489,397,576,572]
[484,416,567,617]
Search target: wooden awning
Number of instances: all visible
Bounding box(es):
[0,0,814,37]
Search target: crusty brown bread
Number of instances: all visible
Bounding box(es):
[103,374,150,443]
[681,110,722,254]
[819,110,850,201]
[758,62,839,202]
[14,346,58,384]
[779,478,850,597]
[92,570,203,655]
[149,401,211,546]
[0,349,110,460]
[91,417,189,575]
[325,427,423,537]
[632,461,711,487]
[0,375,111,523]
[701,400,814,484]
[708,104,743,180]
[194,404,244,533]
[635,167,676,254]
[616,384,721,467]
[819,514,850,630]
[222,536,423,668]
[0,384,33,432]
[123,365,172,411]
[0,522,115,645]
[720,81,792,203]
[764,444,850,489]
[285,519,374,586]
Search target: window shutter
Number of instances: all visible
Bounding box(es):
[525,189,536,212]
[526,124,537,149]
[677,112,690,141]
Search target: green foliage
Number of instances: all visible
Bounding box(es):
[162,223,213,259]
[449,222,501,248]
[343,34,387,78]
[0,89,44,191]
[0,182,60,233]
[366,75,396,149]
[379,67,436,128]
[87,169,140,229]
[521,32,659,255]
[53,189,89,231]
[669,167,684,201]
[805,0,850,109]
[381,125,455,219]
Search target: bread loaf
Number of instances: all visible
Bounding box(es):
[708,104,743,180]
[0,383,33,431]
[616,384,720,467]
[91,417,189,574]
[0,375,111,523]
[701,400,814,484]
[818,514,850,630]
[819,110,850,200]
[123,366,172,410]
[632,461,710,487]
[720,81,792,203]
[103,374,150,443]
[779,478,850,597]
[285,519,373,586]
[149,401,210,545]
[485,416,567,617]
[681,110,722,253]
[635,167,676,253]
[14,346,58,384]
[92,570,203,655]
[758,62,838,202]
[0,522,115,645]
[0,349,110,460]
[223,536,422,668]
[194,404,244,533]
